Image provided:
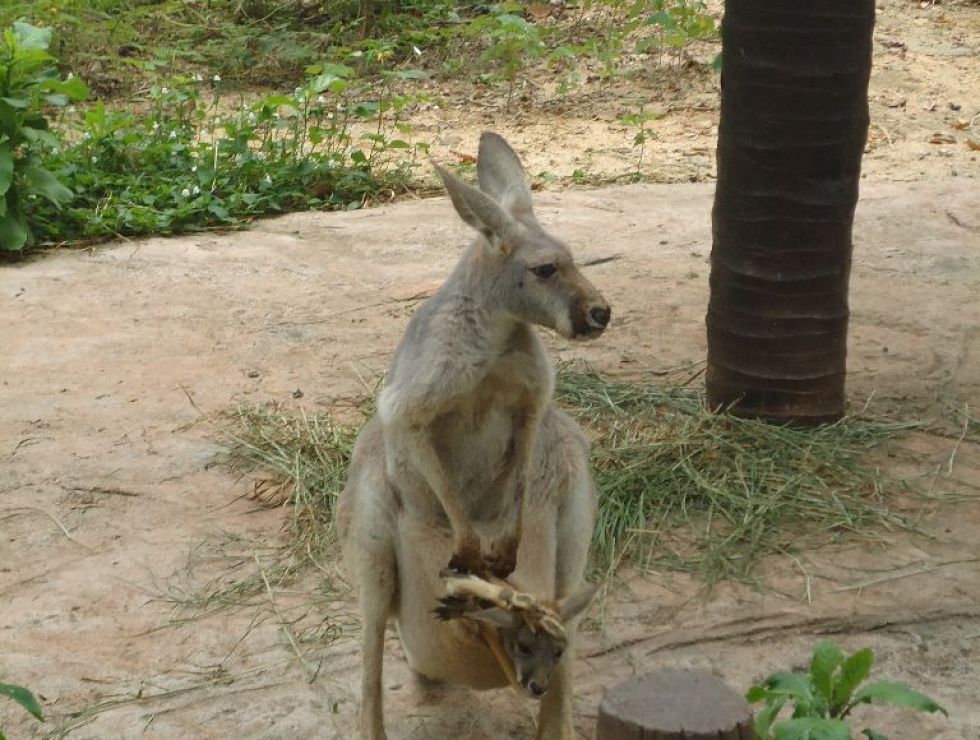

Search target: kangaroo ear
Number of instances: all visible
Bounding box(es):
[477,132,534,218]
[557,583,598,623]
[469,607,518,630]
[433,162,524,250]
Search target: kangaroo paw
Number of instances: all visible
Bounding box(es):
[486,535,519,578]
[446,538,484,576]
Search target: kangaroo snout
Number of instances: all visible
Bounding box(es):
[572,297,611,339]
[525,679,548,698]
[589,304,611,330]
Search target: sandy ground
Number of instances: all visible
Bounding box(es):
[2,179,978,739]
[2,0,980,738]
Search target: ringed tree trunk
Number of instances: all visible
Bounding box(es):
[706,0,876,425]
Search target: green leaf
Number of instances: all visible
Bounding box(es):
[754,695,787,739]
[831,647,873,711]
[13,22,53,52]
[851,681,947,716]
[0,681,43,720]
[22,165,73,207]
[0,142,12,196]
[774,718,850,740]
[810,641,845,706]
[37,76,89,101]
[0,97,29,108]
[763,672,818,705]
[0,213,29,251]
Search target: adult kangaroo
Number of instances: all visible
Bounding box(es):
[338,132,610,740]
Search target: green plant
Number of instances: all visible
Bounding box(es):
[747,641,948,740]
[634,0,719,64]
[30,62,425,246]
[471,10,546,100]
[619,106,663,175]
[0,21,87,251]
[1,680,43,739]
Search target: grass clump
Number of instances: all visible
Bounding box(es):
[221,368,919,586]
[556,368,918,581]
[224,404,359,561]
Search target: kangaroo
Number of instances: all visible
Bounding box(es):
[337,132,610,740]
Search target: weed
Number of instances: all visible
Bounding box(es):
[747,640,948,739]
[28,63,425,247]
[0,22,87,251]
[0,680,43,739]
[634,0,720,66]
[619,106,663,175]
[471,9,547,102]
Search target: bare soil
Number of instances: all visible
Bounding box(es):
[2,1,979,738]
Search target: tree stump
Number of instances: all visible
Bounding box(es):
[596,668,755,740]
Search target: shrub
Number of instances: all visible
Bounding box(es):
[0,21,87,251]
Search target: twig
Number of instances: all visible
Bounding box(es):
[833,558,980,593]
[581,254,622,267]
[1,506,94,551]
[254,552,319,682]
[945,404,969,478]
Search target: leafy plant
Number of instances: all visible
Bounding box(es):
[1,680,44,739]
[0,21,87,251]
[634,0,719,64]
[471,10,546,100]
[747,641,948,740]
[29,62,425,246]
[619,106,663,174]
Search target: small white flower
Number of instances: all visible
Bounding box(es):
[191,165,197,172]
[193,73,203,82]
[263,174,272,184]
[91,156,98,164]
[181,188,190,197]
[161,87,169,95]
[295,87,303,96]
[248,112,256,123]
[66,106,76,114]
[317,95,326,104]
[153,121,160,131]
[169,131,177,139]
[213,74,221,82]
[82,132,91,140]
[413,45,422,57]
[192,185,201,195]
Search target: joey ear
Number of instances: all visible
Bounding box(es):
[477,132,534,218]
[433,162,524,249]
[558,583,599,623]
[469,607,518,630]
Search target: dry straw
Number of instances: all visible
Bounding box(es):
[222,367,920,584]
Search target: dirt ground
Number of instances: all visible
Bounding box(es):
[2,1,980,738]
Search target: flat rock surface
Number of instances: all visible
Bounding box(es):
[1,180,978,739]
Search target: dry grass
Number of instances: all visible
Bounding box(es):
[219,367,922,584]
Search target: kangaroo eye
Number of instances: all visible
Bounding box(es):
[517,643,533,656]
[554,648,564,659]
[530,264,557,279]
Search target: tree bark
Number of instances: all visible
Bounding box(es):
[706,0,875,424]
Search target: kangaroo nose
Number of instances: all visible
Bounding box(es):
[589,305,611,329]
[526,680,547,698]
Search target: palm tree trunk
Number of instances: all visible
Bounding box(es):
[706,0,875,425]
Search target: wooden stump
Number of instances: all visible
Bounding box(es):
[596,668,755,740]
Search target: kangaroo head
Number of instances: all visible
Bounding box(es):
[470,584,598,699]
[433,132,611,340]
